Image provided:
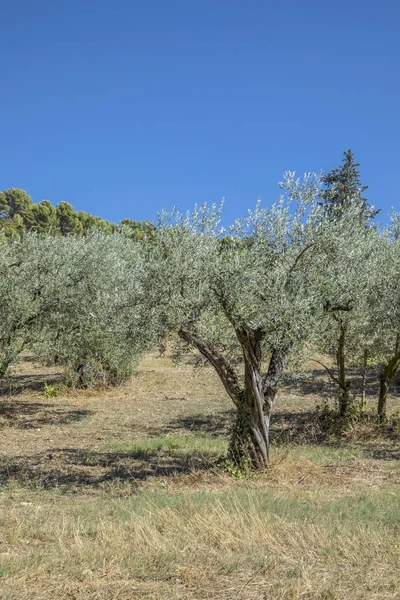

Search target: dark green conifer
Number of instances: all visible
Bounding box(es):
[320,149,378,222]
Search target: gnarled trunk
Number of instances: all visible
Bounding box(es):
[231,329,289,469]
[228,391,271,470]
[178,327,289,470]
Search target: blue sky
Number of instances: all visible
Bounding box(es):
[0,0,398,224]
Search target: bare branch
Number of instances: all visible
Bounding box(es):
[179,327,241,406]
[309,358,340,386]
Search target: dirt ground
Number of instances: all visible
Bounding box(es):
[0,352,399,600]
[0,351,398,494]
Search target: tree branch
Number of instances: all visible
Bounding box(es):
[263,347,290,406]
[212,285,237,329]
[179,327,241,406]
[288,243,315,274]
[324,300,353,313]
[309,358,340,386]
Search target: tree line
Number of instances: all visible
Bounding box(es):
[1,150,398,470]
[0,188,154,240]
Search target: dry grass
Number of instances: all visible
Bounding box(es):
[0,352,399,599]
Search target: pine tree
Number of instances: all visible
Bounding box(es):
[320,149,378,222]
[31,200,59,233]
[0,188,35,228]
[56,202,84,235]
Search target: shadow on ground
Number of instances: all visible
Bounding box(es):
[367,446,400,460]
[1,419,397,492]
[282,367,400,400]
[155,409,235,438]
[160,408,342,446]
[0,400,93,429]
[0,373,62,397]
[0,364,398,491]
[0,445,216,490]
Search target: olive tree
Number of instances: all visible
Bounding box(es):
[0,233,66,378]
[364,217,400,419]
[0,232,155,386]
[309,210,379,416]
[31,232,157,386]
[145,174,325,469]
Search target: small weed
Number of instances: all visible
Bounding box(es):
[387,410,400,429]
[219,457,250,478]
[43,381,59,397]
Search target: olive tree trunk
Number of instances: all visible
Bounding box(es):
[325,303,353,418]
[360,349,368,411]
[0,341,25,380]
[378,348,400,421]
[336,322,351,416]
[228,328,288,468]
[0,358,11,380]
[179,327,289,469]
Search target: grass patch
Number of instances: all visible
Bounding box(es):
[99,433,228,460]
[0,483,399,599]
[290,444,365,464]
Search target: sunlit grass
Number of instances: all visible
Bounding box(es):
[0,480,399,599]
[99,433,228,459]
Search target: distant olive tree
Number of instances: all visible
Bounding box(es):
[309,209,380,417]
[0,234,69,378]
[0,232,155,387]
[145,174,327,469]
[32,233,157,387]
[363,217,400,419]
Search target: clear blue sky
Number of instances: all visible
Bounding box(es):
[1,0,398,224]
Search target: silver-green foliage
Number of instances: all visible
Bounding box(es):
[0,234,64,377]
[1,177,397,433]
[149,173,324,364]
[308,208,381,408]
[367,215,400,362]
[309,207,400,416]
[0,232,156,386]
[363,216,400,416]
